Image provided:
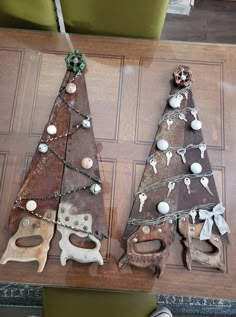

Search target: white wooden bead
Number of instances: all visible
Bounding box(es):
[169,95,183,109]
[81,157,93,169]
[190,162,202,174]
[157,202,170,214]
[157,139,169,151]
[26,200,37,212]
[65,83,76,94]
[47,125,57,135]
[191,119,202,131]
[38,143,48,153]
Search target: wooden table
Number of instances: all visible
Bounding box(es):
[0,29,236,299]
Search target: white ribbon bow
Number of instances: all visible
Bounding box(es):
[199,203,230,240]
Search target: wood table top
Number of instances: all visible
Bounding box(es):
[0,29,236,300]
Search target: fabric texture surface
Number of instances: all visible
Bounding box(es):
[0,0,58,31]
[61,0,169,39]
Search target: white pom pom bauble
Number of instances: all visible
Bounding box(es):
[191,119,202,131]
[169,95,183,109]
[190,162,202,174]
[26,200,37,212]
[82,119,91,129]
[157,202,170,215]
[38,143,48,153]
[157,139,169,151]
[47,125,57,135]
[81,157,93,169]
[65,83,76,94]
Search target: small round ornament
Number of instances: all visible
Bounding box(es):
[190,162,202,174]
[65,83,76,94]
[23,218,30,227]
[82,119,91,129]
[26,200,37,212]
[38,143,48,153]
[47,125,57,135]
[90,183,102,195]
[157,139,169,151]
[157,202,170,215]
[81,157,93,169]
[65,50,87,73]
[142,226,150,234]
[173,67,193,87]
[169,94,183,109]
[191,119,202,131]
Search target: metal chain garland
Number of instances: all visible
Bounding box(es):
[168,83,192,98]
[127,203,217,226]
[19,184,92,200]
[14,201,108,240]
[16,58,108,239]
[48,146,101,184]
[41,123,82,143]
[139,171,213,194]
[158,106,197,125]
[148,141,206,161]
[58,94,90,118]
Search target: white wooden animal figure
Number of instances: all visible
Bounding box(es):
[57,203,103,266]
[0,209,56,272]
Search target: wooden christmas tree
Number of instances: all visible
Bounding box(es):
[0,51,107,272]
[119,66,230,277]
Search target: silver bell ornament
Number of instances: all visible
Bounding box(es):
[90,183,102,195]
[169,94,183,109]
[191,119,202,131]
[82,119,91,129]
[38,143,48,153]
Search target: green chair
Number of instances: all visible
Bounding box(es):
[43,287,157,317]
[61,0,169,39]
[0,0,58,31]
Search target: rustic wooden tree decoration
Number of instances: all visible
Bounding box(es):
[0,51,108,272]
[119,66,230,277]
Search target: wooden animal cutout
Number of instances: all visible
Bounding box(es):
[179,216,225,272]
[0,210,56,272]
[119,222,175,277]
[57,203,103,266]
